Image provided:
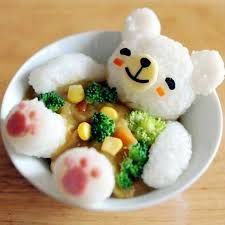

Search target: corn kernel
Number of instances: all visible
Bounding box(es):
[100,106,118,121]
[67,85,85,103]
[77,122,91,141]
[101,137,123,156]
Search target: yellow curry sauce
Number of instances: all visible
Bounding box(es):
[25,82,152,198]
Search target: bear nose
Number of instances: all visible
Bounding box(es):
[140,57,151,68]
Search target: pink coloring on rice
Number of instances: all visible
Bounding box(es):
[62,166,87,196]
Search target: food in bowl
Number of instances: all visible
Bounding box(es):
[3,7,224,207]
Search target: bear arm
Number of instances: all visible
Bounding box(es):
[142,121,192,188]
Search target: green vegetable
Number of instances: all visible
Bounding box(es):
[116,170,133,189]
[38,91,65,112]
[102,86,118,103]
[121,158,143,178]
[127,110,166,145]
[91,112,115,142]
[85,81,118,104]
[118,110,165,190]
[85,82,104,104]
[116,142,150,189]
[128,142,149,163]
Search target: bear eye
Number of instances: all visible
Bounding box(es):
[120,48,131,56]
[165,77,176,90]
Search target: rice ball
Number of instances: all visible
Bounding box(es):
[4,98,67,158]
[107,7,224,120]
[107,35,195,120]
[52,147,115,206]
[122,7,161,41]
[142,121,192,188]
[29,53,105,94]
[191,50,225,95]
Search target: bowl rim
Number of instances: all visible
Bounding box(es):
[0,31,223,212]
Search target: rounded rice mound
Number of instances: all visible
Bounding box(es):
[4,98,67,158]
[107,35,195,120]
[142,121,192,188]
[52,147,115,206]
[29,53,105,94]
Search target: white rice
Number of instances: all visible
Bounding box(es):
[122,8,161,41]
[52,147,115,206]
[107,35,195,120]
[29,53,105,94]
[142,121,192,188]
[4,98,67,158]
[191,50,225,95]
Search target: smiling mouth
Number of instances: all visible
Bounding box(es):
[125,67,149,83]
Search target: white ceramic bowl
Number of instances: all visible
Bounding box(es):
[0,31,223,211]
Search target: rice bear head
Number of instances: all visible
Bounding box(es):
[107,8,224,120]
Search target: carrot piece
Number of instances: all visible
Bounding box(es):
[113,58,124,67]
[76,100,87,112]
[114,127,137,146]
[156,86,166,97]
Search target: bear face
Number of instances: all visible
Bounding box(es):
[107,8,224,120]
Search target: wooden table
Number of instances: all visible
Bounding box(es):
[0,1,224,224]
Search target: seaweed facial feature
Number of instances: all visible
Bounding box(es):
[113,52,159,91]
[119,48,153,84]
[108,7,224,119]
[120,48,131,56]
[165,77,176,90]
[114,49,154,84]
[124,57,151,84]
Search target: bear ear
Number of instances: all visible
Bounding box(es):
[191,50,224,96]
[122,8,161,41]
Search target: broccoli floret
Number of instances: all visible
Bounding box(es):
[116,141,150,189]
[91,112,115,142]
[127,110,166,145]
[116,170,133,189]
[121,158,143,178]
[128,142,149,163]
[102,86,118,103]
[85,81,118,104]
[116,159,142,189]
[85,82,104,104]
[38,91,65,112]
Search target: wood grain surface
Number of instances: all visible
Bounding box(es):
[0,1,225,224]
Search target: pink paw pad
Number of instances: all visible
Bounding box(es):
[62,157,101,196]
[6,111,27,137]
[90,168,100,178]
[62,166,87,195]
[80,157,88,168]
[6,103,39,137]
